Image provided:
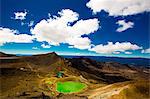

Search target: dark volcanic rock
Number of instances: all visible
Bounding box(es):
[0,52,16,57]
[68,57,149,83]
[0,52,63,74]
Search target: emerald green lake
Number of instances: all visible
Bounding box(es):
[56,81,87,93]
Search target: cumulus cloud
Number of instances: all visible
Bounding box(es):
[113,51,120,54]
[28,21,34,27]
[41,43,51,48]
[86,0,150,16]
[89,42,142,54]
[31,9,99,50]
[21,21,34,27]
[68,46,74,48]
[116,20,134,32]
[124,51,132,54]
[141,48,150,54]
[14,11,27,20]
[0,27,33,46]
[32,47,39,50]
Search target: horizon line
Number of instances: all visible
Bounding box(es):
[1,51,149,59]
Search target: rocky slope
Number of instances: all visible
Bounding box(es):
[66,57,149,83]
[0,52,149,99]
[0,52,16,57]
[0,52,63,73]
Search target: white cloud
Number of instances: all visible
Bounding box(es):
[48,13,51,18]
[125,51,132,54]
[0,27,33,46]
[89,42,142,54]
[68,46,74,48]
[14,11,27,20]
[31,9,99,50]
[28,21,34,27]
[21,22,25,26]
[41,43,51,48]
[21,21,34,27]
[141,48,150,54]
[116,20,134,32]
[113,51,120,54]
[32,47,39,50]
[86,0,150,16]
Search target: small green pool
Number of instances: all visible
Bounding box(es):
[56,81,87,93]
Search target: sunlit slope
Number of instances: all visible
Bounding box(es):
[110,80,149,99]
[81,80,149,99]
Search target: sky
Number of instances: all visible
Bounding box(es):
[0,0,150,58]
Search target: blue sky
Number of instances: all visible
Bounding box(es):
[0,0,150,58]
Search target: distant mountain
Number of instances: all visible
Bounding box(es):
[66,57,149,83]
[0,52,16,57]
[62,55,150,67]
